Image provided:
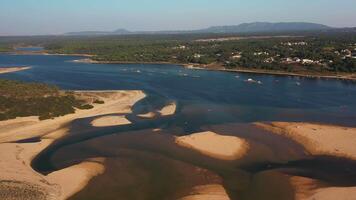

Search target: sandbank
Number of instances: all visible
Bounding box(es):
[0,66,31,74]
[175,131,249,160]
[0,90,145,200]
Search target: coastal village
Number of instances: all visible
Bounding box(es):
[172,40,356,70]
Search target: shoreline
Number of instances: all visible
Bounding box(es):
[72,57,356,82]
[0,66,31,74]
[1,90,356,199]
[0,90,146,200]
[3,50,356,82]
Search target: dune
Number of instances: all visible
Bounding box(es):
[0,66,31,74]
[0,90,145,200]
[91,115,131,127]
[175,131,249,160]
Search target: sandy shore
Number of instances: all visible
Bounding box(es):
[256,122,356,160]
[138,102,177,119]
[0,90,145,200]
[256,122,356,200]
[90,115,131,127]
[0,66,31,74]
[179,184,230,200]
[176,131,249,160]
[1,89,356,200]
[67,56,356,82]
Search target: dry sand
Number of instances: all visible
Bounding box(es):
[179,184,230,200]
[0,67,31,74]
[138,102,177,119]
[256,122,356,160]
[175,131,249,161]
[256,122,356,200]
[91,115,131,127]
[0,90,145,200]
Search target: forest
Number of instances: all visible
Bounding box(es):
[1,32,356,73]
[0,79,93,120]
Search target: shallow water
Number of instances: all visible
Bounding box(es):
[2,54,356,199]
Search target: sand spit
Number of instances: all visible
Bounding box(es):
[176,131,249,160]
[46,158,106,200]
[0,90,145,200]
[256,122,356,160]
[0,66,31,74]
[256,122,356,200]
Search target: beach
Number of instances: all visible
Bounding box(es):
[1,93,356,199]
[0,90,145,200]
[0,66,31,74]
[256,122,356,200]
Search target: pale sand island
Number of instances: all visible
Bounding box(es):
[0,66,31,74]
[1,89,356,199]
[137,102,177,119]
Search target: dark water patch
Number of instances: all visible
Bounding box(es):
[241,156,356,186]
[13,137,42,144]
[31,116,176,174]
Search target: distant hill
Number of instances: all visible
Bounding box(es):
[64,22,335,36]
[65,29,131,36]
[197,22,332,33]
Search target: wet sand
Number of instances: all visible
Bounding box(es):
[45,121,356,200]
[1,90,356,200]
[256,122,356,200]
[0,90,145,200]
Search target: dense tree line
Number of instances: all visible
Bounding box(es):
[0,79,92,121]
[42,34,356,73]
[1,32,355,73]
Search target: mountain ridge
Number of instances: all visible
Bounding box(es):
[64,22,339,36]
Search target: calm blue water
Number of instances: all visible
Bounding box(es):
[15,47,44,51]
[1,54,356,128]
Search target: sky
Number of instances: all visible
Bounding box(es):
[1,0,356,36]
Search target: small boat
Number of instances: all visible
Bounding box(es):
[245,78,263,85]
[246,78,255,83]
[296,82,301,86]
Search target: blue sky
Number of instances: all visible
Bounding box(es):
[1,0,356,35]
